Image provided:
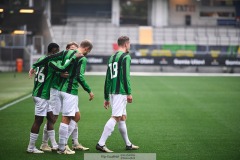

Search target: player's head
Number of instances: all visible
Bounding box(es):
[79,40,93,56]
[48,43,59,55]
[66,42,78,50]
[118,36,130,53]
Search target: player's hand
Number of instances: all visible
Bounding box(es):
[89,92,94,101]
[104,100,110,109]
[28,68,35,79]
[127,95,132,103]
[75,53,84,58]
[60,72,69,78]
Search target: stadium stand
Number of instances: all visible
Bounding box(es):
[52,18,239,57]
[0,0,239,72]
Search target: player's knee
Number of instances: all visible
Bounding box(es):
[120,115,127,121]
[112,116,121,122]
[62,116,71,124]
[52,115,58,123]
[46,112,55,123]
[74,112,81,122]
[35,116,44,125]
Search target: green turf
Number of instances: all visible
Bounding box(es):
[0,72,33,106]
[0,73,240,160]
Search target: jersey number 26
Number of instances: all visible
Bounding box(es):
[35,67,45,83]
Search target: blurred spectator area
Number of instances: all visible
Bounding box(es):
[131,44,239,58]
[51,17,240,58]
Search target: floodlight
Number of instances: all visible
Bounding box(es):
[19,9,34,13]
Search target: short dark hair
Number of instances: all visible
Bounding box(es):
[48,43,59,53]
[80,40,93,50]
[117,36,129,46]
[66,41,78,50]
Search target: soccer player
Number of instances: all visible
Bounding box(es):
[39,43,78,152]
[65,42,90,151]
[57,40,94,154]
[96,36,139,153]
[26,43,82,154]
[40,41,89,152]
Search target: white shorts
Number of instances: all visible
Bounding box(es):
[60,91,79,117]
[48,88,62,115]
[110,94,127,117]
[33,96,51,116]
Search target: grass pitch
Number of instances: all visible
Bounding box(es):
[0,72,33,106]
[0,72,240,160]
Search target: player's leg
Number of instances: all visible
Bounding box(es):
[57,92,76,154]
[96,94,125,153]
[118,115,139,150]
[96,116,118,153]
[71,111,89,151]
[48,88,62,150]
[41,123,48,149]
[40,88,60,151]
[118,115,131,146]
[27,97,47,153]
[64,97,78,144]
[46,111,58,150]
[71,112,80,147]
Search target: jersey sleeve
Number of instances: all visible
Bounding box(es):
[104,67,111,101]
[122,55,131,95]
[32,51,65,69]
[48,55,77,72]
[104,65,111,101]
[76,58,91,93]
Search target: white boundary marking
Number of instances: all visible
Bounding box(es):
[85,72,240,77]
[0,94,32,111]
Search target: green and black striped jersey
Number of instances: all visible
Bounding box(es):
[32,50,77,69]
[32,50,78,91]
[104,51,131,101]
[32,53,77,100]
[59,56,91,95]
[51,68,61,90]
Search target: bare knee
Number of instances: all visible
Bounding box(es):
[35,116,44,125]
[31,116,44,133]
[120,115,127,121]
[73,112,80,122]
[47,112,55,123]
[53,115,58,124]
[112,116,121,122]
[62,116,72,124]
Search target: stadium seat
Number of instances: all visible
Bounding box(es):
[210,50,220,58]
[151,49,172,57]
[175,50,194,57]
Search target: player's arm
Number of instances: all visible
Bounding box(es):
[52,62,68,78]
[103,64,111,109]
[54,71,69,78]
[104,66,111,101]
[32,50,65,69]
[123,55,132,103]
[76,58,94,100]
[29,57,43,78]
[48,54,78,72]
[123,55,131,95]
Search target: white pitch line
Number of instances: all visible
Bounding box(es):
[0,72,239,111]
[0,94,32,111]
[85,72,240,77]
